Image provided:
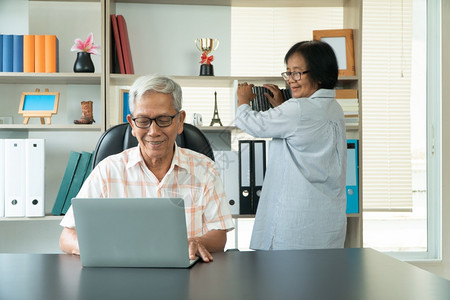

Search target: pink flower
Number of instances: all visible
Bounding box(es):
[71,32,100,55]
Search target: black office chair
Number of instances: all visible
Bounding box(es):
[91,122,214,168]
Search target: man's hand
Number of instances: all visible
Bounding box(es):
[187,230,227,263]
[59,227,80,255]
[188,237,214,262]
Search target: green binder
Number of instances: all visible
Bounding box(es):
[62,151,92,215]
[51,151,81,216]
[82,151,95,182]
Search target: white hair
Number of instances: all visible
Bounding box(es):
[128,75,182,114]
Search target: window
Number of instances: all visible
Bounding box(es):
[362,0,440,260]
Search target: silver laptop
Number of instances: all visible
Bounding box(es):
[72,197,199,268]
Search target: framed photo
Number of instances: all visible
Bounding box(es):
[18,88,59,125]
[119,89,130,123]
[313,29,356,76]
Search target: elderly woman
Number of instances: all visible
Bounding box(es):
[236,40,347,250]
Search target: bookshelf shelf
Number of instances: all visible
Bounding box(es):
[110,74,357,88]
[0,73,102,85]
[0,124,103,131]
[0,215,63,222]
[112,0,344,7]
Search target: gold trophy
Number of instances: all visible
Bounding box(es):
[195,38,219,76]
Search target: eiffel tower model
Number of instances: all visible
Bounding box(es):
[210,91,223,126]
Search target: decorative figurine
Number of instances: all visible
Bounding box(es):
[74,100,95,124]
[210,91,223,126]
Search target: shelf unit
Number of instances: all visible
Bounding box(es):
[0,0,106,253]
[106,0,363,248]
[0,0,362,251]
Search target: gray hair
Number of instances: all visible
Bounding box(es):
[128,75,182,114]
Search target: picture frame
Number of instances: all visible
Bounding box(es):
[313,29,356,76]
[18,88,60,125]
[119,89,130,123]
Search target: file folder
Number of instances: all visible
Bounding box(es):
[346,139,359,214]
[4,139,26,217]
[62,151,92,215]
[25,139,45,217]
[0,139,4,217]
[51,151,81,216]
[239,140,266,214]
[214,150,240,215]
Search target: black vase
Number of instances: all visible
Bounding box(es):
[73,52,95,73]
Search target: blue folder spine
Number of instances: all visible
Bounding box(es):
[346,139,359,214]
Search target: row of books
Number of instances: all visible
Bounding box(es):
[0,34,58,73]
[110,14,134,74]
[0,139,45,218]
[336,89,359,126]
[52,151,94,216]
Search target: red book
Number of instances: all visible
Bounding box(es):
[117,15,134,74]
[111,14,125,74]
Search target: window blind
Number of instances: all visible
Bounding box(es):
[362,0,414,211]
[230,7,343,76]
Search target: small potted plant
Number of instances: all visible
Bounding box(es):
[71,32,100,73]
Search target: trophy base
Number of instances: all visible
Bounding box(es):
[200,64,214,76]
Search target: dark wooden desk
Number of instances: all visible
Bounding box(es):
[1,248,449,300]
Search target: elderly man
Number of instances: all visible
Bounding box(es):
[59,75,234,262]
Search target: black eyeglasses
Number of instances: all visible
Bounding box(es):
[281,70,309,81]
[132,112,179,128]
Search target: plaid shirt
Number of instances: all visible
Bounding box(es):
[61,145,234,237]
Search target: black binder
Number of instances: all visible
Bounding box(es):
[238,140,267,214]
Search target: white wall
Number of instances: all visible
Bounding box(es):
[116,3,231,76]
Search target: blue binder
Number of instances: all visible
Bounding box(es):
[346,140,359,214]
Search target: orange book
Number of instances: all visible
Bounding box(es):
[34,35,45,73]
[45,35,58,73]
[23,35,35,73]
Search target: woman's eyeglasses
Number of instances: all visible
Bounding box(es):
[281,70,309,81]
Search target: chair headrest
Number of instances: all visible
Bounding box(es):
[91,123,214,168]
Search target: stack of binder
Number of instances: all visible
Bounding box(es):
[0,139,45,218]
[52,151,94,216]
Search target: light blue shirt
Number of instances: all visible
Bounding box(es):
[235,89,347,250]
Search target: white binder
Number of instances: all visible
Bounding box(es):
[253,141,266,210]
[214,151,240,215]
[4,139,26,217]
[238,141,252,214]
[25,139,45,217]
[0,139,5,217]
